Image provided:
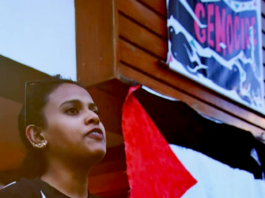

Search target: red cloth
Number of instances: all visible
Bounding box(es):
[122,86,197,198]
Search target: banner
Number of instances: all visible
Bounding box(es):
[167,0,264,114]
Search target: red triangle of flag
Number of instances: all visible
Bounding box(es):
[122,86,197,198]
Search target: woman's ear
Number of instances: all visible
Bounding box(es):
[25,125,48,148]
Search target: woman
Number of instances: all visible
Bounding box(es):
[0,75,106,198]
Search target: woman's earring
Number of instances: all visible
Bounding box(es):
[43,140,47,146]
[35,140,48,148]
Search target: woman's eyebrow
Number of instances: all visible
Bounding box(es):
[59,99,81,107]
[88,102,98,109]
[60,99,97,109]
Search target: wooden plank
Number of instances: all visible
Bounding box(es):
[117,0,167,38]
[87,88,124,135]
[0,143,25,171]
[90,159,126,176]
[88,145,128,195]
[119,13,167,60]
[0,55,49,103]
[75,0,116,87]
[137,0,167,17]
[120,63,265,137]
[119,38,265,129]
[88,171,129,195]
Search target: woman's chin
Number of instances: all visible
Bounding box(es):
[89,146,106,162]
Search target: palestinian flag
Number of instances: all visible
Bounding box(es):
[122,86,265,198]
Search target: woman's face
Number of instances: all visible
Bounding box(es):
[41,83,106,164]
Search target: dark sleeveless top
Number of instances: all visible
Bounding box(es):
[0,178,100,198]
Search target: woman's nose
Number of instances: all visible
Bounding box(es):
[84,110,100,125]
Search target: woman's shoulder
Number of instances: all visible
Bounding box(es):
[0,178,42,198]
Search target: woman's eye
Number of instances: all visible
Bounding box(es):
[93,109,99,115]
[66,108,79,115]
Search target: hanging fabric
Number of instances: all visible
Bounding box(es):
[122,85,265,198]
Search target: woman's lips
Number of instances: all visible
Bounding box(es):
[87,131,104,139]
[86,128,104,140]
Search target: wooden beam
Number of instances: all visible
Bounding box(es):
[0,55,48,103]
[75,0,117,86]
[119,63,265,137]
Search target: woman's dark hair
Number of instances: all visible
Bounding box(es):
[18,75,83,179]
